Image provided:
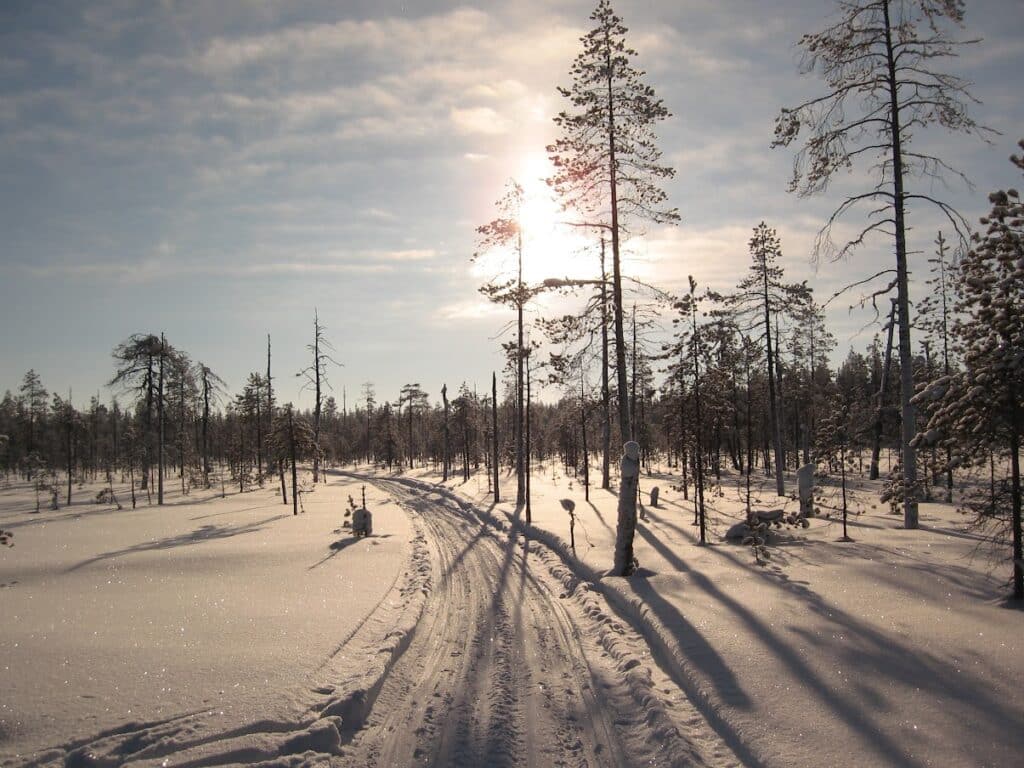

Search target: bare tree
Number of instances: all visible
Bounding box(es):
[773,0,991,528]
[296,310,341,483]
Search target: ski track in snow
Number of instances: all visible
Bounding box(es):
[6,474,740,768]
[338,475,738,768]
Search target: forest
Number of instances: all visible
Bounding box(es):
[0,0,1021,602]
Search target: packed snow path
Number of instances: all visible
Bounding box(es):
[338,476,738,768]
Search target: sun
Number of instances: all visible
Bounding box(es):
[515,152,595,284]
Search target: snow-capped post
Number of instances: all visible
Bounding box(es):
[613,441,641,575]
[650,486,660,508]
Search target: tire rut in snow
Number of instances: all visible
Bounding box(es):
[340,476,742,768]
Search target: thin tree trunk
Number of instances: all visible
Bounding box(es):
[526,351,532,523]
[313,317,321,484]
[267,335,274,474]
[516,236,526,506]
[762,265,784,496]
[871,299,897,479]
[883,0,918,529]
[692,309,707,544]
[1009,397,1022,600]
[442,384,450,482]
[290,409,298,516]
[581,369,590,503]
[66,415,73,506]
[601,240,611,489]
[492,372,500,504]
[158,335,165,506]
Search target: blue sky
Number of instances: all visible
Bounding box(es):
[1,0,1022,411]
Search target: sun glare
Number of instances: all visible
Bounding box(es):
[516,153,595,284]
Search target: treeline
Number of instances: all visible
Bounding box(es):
[0,277,944,516]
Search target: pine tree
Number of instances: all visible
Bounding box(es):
[548,0,677,574]
[668,277,711,544]
[917,231,959,501]
[18,370,48,464]
[399,383,429,469]
[474,180,531,509]
[548,0,678,446]
[719,222,809,496]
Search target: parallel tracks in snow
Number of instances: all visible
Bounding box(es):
[337,477,736,768]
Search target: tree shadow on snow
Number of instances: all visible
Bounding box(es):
[63,514,290,573]
[308,534,393,570]
[638,505,1022,768]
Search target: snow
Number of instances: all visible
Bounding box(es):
[2,461,1022,767]
[402,461,1024,768]
[0,473,413,765]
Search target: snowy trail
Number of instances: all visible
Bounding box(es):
[3,474,743,767]
[340,476,738,768]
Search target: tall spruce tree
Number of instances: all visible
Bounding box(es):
[915,142,1024,599]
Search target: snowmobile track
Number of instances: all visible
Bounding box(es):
[336,476,740,768]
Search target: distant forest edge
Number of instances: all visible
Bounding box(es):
[2,1,1022,598]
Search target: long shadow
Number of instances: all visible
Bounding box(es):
[308,534,393,570]
[643,506,1024,765]
[632,524,932,768]
[917,523,991,543]
[385,475,767,768]
[631,526,752,710]
[584,500,615,536]
[64,514,289,573]
[2,502,134,530]
[190,503,281,521]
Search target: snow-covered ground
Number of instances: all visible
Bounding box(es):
[409,460,1024,768]
[0,473,413,765]
[2,461,1021,767]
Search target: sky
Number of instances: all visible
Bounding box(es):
[1,0,1022,412]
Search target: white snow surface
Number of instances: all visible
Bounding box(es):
[0,474,414,765]
[2,461,1022,767]
[412,461,1024,768]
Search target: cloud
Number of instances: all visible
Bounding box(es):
[435,298,506,322]
[193,8,493,76]
[450,106,510,136]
